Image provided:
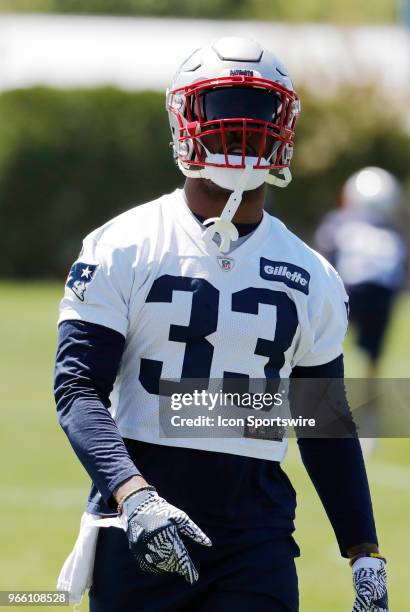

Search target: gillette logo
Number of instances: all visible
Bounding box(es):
[260,258,310,295]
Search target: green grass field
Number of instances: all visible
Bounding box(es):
[0,282,409,611]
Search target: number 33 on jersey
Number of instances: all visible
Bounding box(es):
[59,189,348,461]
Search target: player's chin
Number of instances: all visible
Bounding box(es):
[199,178,232,197]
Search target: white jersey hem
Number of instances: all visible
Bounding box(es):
[58,309,127,338]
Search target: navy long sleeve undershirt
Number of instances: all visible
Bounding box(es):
[54,319,377,555]
[54,320,140,505]
[292,361,378,555]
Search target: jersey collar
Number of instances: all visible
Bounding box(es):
[173,188,271,262]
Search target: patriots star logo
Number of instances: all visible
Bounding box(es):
[81,266,92,279]
[66,262,98,301]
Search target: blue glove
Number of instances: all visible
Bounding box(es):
[352,555,388,611]
[122,487,212,584]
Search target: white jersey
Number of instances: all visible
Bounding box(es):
[59,188,348,462]
[315,210,407,289]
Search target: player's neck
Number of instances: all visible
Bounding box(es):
[184,178,266,224]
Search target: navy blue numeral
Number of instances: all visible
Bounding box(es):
[139,275,219,394]
[140,276,298,395]
[231,288,298,379]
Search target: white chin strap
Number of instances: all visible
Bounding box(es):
[266,167,292,188]
[202,164,253,252]
[179,153,292,253]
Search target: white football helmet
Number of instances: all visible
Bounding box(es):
[342,167,403,223]
[166,37,300,251]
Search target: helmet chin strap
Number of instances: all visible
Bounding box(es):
[202,165,253,253]
[266,167,292,188]
[177,156,292,253]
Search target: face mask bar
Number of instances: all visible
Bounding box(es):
[195,86,282,124]
[168,76,300,171]
[182,119,287,169]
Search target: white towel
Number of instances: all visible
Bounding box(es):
[57,512,126,605]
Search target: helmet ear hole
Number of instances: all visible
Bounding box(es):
[178,140,194,159]
[283,144,293,164]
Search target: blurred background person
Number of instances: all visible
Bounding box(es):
[315,167,407,379]
[315,167,408,451]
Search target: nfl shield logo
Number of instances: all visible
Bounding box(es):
[217,257,234,272]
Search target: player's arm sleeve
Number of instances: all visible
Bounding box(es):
[291,355,378,557]
[54,319,140,509]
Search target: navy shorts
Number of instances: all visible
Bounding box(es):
[89,523,299,612]
[347,283,397,363]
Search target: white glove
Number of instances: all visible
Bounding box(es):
[122,487,212,584]
[352,555,388,611]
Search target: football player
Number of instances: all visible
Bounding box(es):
[315,168,407,452]
[315,167,407,378]
[55,38,388,611]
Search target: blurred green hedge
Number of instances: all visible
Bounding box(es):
[0,86,408,278]
[0,0,397,24]
[0,88,178,277]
